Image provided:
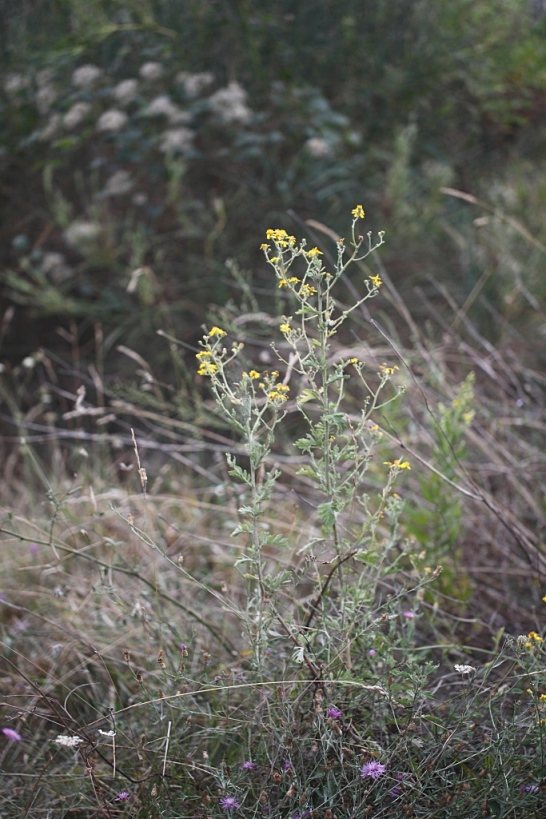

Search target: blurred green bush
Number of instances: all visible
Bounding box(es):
[1,0,546,370]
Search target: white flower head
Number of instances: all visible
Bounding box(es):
[54,734,84,748]
[4,73,29,94]
[64,221,101,248]
[72,64,102,89]
[159,127,194,154]
[97,109,128,132]
[177,71,215,97]
[208,81,252,124]
[142,94,190,123]
[305,137,333,158]
[112,78,139,104]
[139,61,164,81]
[63,102,91,129]
[103,170,133,197]
[454,664,476,675]
[37,85,58,115]
[98,729,116,737]
[39,114,62,141]
[41,252,71,283]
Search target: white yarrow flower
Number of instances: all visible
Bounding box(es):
[143,95,190,123]
[112,78,139,104]
[64,221,101,248]
[454,664,476,675]
[208,81,252,124]
[159,127,194,154]
[305,137,332,158]
[97,109,128,132]
[63,102,91,129]
[37,85,58,115]
[104,170,133,196]
[177,71,215,96]
[54,734,84,747]
[4,73,29,94]
[139,61,164,81]
[39,114,62,141]
[72,64,102,89]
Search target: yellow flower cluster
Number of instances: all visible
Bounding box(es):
[196,326,227,376]
[268,384,290,402]
[526,631,544,648]
[352,204,366,219]
[197,360,218,376]
[380,364,399,375]
[369,274,382,287]
[306,247,322,258]
[265,228,297,247]
[278,277,300,288]
[300,284,317,297]
[384,458,411,470]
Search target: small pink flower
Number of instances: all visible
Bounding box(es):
[328,707,342,719]
[114,790,130,801]
[360,761,386,780]
[368,649,377,657]
[241,760,255,770]
[2,727,22,741]
[402,611,416,619]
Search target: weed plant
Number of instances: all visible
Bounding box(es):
[1,209,546,817]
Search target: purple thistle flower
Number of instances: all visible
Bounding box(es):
[360,761,386,780]
[220,796,241,812]
[368,649,377,657]
[2,727,22,741]
[328,707,342,719]
[241,760,255,770]
[114,790,130,801]
[283,760,292,771]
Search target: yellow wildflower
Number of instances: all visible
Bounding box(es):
[196,350,212,359]
[197,361,218,376]
[248,370,260,379]
[278,277,300,288]
[384,459,411,470]
[279,323,291,334]
[529,631,543,643]
[349,357,359,364]
[370,274,382,287]
[269,256,280,263]
[300,284,317,297]
[266,228,297,246]
[540,694,546,702]
[268,390,288,402]
[260,243,270,250]
[543,595,546,603]
[306,247,323,257]
[208,326,226,337]
[380,364,399,375]
[352,204,366,219]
